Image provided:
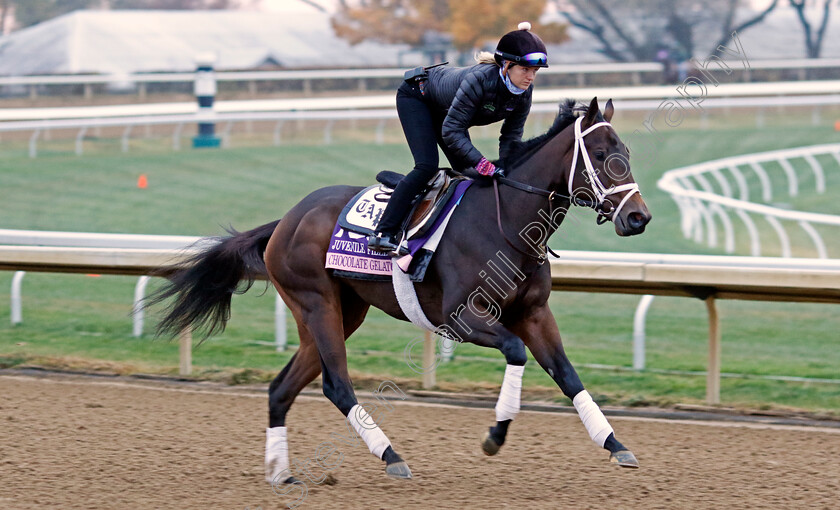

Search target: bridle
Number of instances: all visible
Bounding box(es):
[493,115,640,263]
[569,116,640,225]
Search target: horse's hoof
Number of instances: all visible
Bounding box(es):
[385,461,413,480]
[609,450,640,468]
[268,473,299,484]
[481,430,501,456]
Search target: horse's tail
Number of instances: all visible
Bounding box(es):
[146,219,281,339]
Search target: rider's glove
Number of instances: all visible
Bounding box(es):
[475,157,497,176]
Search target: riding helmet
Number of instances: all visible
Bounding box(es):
[494,22,549,68]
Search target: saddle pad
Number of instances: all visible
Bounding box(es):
[326,179,472,282]
[325,226,393,279]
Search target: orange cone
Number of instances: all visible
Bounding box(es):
[137,174,148,189]
[835,120,840,131]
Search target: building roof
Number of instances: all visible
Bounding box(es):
[0,9,414,76]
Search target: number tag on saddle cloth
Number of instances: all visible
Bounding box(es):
[339,184,392,235]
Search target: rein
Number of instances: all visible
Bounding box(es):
[493,178,564,263]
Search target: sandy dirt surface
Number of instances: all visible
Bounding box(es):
[1,373,839,510]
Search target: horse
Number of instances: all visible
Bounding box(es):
[147,97,652,486]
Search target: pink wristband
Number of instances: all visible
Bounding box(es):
[476,157,496,176]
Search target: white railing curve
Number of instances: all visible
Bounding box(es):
[658,143,840,259]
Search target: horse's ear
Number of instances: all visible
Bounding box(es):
[604,99,614,123]
[583,97,600,127]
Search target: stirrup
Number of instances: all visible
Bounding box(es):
[368,232,401,254]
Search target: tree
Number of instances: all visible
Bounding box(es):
[552,0,779,62]
[332,0,567,58]
[789,0,833,58]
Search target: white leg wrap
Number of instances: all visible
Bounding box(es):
[572,390,614,447]
[347,404,392,459]
[495,364,525,422]
[265,426,291,483]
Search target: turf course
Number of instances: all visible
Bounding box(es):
[1,119,838,415]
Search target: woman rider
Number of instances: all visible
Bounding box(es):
[368,22,549,253]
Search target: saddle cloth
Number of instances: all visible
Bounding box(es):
[325,171,471,282]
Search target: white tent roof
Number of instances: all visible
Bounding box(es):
[0,9,413,76]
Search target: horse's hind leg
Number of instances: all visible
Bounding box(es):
[265,338,320,484]
[308,297,413,479]
[265,288,373,484]
[513,303,639,468]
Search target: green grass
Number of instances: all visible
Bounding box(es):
[1,115,839,415]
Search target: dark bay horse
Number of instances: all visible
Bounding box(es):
[149,97,651,486]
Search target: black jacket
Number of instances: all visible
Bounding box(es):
[424,63,532,168]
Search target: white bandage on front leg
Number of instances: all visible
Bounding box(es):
[266,426,291,483]
[572,390,614,447]
[347,404,392,459]
[495,364,525,422]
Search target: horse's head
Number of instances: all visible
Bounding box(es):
[567,97,651,236]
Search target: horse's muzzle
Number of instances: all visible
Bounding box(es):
[614,201,651,237]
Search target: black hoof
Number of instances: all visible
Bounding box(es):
[481,430,501,456]
[385,461,413,479]
[609,449,640,468]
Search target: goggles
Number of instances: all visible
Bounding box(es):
[495,50,548,67]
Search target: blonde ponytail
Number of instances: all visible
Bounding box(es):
[474,51,498,65]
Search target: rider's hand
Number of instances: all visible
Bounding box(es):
[475,157,496,176]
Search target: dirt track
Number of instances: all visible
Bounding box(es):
[1,373,839,510]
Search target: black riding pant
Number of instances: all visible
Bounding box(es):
[376,82,458,235]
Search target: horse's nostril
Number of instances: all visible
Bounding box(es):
[628,212,646,229]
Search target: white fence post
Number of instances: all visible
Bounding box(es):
[132,276,151,337]
[275,292,287,352]
[179,327,192,376]
[632,295,655,370]
[11,271,25,325]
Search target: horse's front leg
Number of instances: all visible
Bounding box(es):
[512,303,639,468]
[442,306,528,457]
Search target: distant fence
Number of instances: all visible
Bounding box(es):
[2,87,840,157]
[658,143,840,258]
[2,228,840,404]
[4,79,840,121]
[3,58,840,99]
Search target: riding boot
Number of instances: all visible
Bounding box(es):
[368,178,423,254]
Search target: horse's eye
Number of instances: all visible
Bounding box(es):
[594,151,606,161]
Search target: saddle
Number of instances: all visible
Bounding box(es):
[338,169,465,241]
[375,169,462,239]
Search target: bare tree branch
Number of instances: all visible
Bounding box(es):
[560,10,628,62]
[713,0,778,54]
[813,0,833,57]
[560,0,630,61]
[790,0,832,58]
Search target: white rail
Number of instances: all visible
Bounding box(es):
[4,79,840,122]
[0,230,289,357]
[658,143,840,259]
[2,230,839,403]
[3,94,840,158]
[1,58,838,89]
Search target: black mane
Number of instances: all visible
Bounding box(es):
[499,99,585,170]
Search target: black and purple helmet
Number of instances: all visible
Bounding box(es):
[494,22,548,68]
